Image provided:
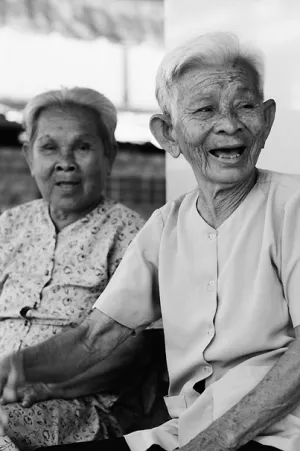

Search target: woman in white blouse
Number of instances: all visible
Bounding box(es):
[2,32,300,451]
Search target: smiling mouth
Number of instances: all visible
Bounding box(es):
[56,181,80,186]
[209,146,246,160]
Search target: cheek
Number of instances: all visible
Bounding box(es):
[180,120,209,149]
[81,158,107,184]
[31,159,53,180]
[239,113,265,138]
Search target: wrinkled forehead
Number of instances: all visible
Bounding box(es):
[32,104,102,142]
[172,64,259,109]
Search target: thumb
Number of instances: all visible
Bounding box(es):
[2,357,24,404]
[0,406,8,436]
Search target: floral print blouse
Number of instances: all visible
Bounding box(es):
[0,196,145,449]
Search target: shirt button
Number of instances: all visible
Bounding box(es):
[204,366,211,372]
[208,329,214,337]
[45,270,50,276]
[209,280,215,286]
[208,233,216,240]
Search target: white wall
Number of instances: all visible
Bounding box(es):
[165,0,300,200]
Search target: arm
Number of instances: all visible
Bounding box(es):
[16,331,146,406]
[180,328,300,451]
[0,209,162,406]
[0,309,133,403]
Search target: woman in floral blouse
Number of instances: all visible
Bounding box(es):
[0,87,145,450]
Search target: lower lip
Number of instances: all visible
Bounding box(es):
[56,183,80,192]
[209,152,245,164]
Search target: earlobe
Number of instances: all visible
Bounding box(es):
[149,114,181,158]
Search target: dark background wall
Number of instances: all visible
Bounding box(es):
[0,144,165,220]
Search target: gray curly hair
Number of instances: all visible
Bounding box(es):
[23,87,118,164]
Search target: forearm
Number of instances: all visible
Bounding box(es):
[21,310,133,385]
[47,331,146,398]
[188,338,300,450]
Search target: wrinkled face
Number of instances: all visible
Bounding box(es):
[171,65,274,187]
[26,105,110,216]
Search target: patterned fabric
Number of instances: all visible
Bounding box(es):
[0,197,145,450]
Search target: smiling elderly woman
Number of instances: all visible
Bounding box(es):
[2,32,300,451]
[0,87,146,449]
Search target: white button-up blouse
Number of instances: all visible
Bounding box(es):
[94,169,300,451]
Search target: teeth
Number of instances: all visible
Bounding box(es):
[218,153,240,160]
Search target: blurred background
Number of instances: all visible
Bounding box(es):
[0,0,165,219]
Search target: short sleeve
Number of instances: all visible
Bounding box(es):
[93,210,163,330]
[107,207,145,279]
[281,192,300,328]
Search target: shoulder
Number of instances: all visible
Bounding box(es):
[95,198,146,232]
[0,199,45,225]
[158,189,198,225]
[258,169,300,193]
[257,169,300,207]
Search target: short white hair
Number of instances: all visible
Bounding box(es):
[23,87,118,163]
[156,32,265,117]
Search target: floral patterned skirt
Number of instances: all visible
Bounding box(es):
[0,394,122,450]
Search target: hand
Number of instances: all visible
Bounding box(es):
[0,353,25,405]
[0,382,54,408]
[0,353,22,436]
[17,383,55,408]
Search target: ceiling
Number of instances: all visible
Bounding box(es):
[0,0,164,44]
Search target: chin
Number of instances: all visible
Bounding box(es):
[51,198,79,213]
[210,166,253,185]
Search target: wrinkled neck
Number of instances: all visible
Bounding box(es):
[49,197,103,232]
[196,170,257,229]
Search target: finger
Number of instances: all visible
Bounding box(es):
[21,392,34,408]
[2,364,20,403]
[0,386,23,405]
[0,365,9,399]
[0,407,8,436]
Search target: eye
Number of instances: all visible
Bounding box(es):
[195,106,213,113]
[77,142,91,151]
[41,143,56,152]
[239,103,255,110]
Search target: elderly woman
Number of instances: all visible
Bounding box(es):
[0,87,146,449]
[2,32,300,451]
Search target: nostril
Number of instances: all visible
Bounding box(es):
[55,162,76,171]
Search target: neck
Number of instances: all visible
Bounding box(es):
[196,170,257,229]
[49,198,103,232]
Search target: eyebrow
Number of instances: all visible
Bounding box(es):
[187,94,215,106]
[234,87,255,96]
[36,133,94,142]
[36,134,53,142]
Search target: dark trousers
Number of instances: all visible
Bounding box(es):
[33,437,280,450]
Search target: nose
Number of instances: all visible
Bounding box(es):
[213,112,243,135]
[55,152,77,172]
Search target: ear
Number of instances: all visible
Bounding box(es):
[106,158,112,176]
[262,99,276,145]
[149,114,181,158]
[22,142,34,176]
